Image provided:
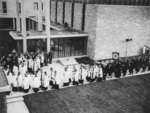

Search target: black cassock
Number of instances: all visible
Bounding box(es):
[44,52,53,65]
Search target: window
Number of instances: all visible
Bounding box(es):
[27,39,47,52]
[51,37,87,58]
[34,2,38,10]
[2,1,7,13]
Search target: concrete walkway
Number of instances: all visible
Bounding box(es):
[6,70,150,113]
[6,93,29,113]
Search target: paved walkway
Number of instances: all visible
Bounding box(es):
[24,72,150,113]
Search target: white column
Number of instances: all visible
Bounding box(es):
[45,0,51,53]
[38,0,43,31]
[13,18,16,30]
[32,20,34,30]
[21,0,27,53]
[16,17,20,32]
[16,0,20,32]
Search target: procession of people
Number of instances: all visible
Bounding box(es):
[1,49,150,94]
[0,50,104,93]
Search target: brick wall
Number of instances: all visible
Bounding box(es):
[94,5,150,60]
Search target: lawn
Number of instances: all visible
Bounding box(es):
[24,74,150,113]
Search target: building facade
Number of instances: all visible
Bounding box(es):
[1,0,150,60]
[50,0,150,59]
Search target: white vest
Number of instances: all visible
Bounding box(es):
[33,77,41,88]
[23,76,30,89]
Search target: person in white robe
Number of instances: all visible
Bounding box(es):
[17,72,23,91]
[33,60,38,72]
[52,70,59,89]
[23,73,30,93]
[86,65,91,82]
[67,66,73,82]
[6,71,13,89]
[27,72,33,89]
[63,67,70,86]
[93,64,99,79]
[4,67,9,76]
[19,63,23,74]
[49,68,54,86]
[97,64,103,82]
[36,69,42,81]
[90,66,94,82]
[36,56,41,70]
[13,65,18,76]
[72,66,79,85]
[78,65,84,84]
[32,74,41,92]
[42,72,49,90]
[55,70,60,86]
[82,66,88,82]
[11,72,18,91]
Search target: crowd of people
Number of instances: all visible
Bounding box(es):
[0,50,103,93]
[0,50,150,94]
[101,55,150,79]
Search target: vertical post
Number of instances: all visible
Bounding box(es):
[81,2,86,31]
[28,19,30,31]
[62,0,65,24]
[71,0,74,28]
[32,20,34,30]
[38,0,42,31]
[12,18,16,30]
[55,0,58,23]
[125,41,128,57]
[21,0,27,53]
[16,17,20,32]
[125,38,132,57]
[45,0,51,53]
[16,0,20,32]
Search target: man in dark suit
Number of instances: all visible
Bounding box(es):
[48,51,53,64]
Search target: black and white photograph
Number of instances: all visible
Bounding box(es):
[0,0,150,113]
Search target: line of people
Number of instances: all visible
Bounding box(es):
[101,55,150,79]
[5,64,104,93]
[2,51,104,93]
[1,50,150,94]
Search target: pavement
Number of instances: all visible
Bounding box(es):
[23,72,150,113]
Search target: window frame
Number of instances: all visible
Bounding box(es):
[2,1,7,14]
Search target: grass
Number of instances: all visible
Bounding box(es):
[24,74,150,113]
